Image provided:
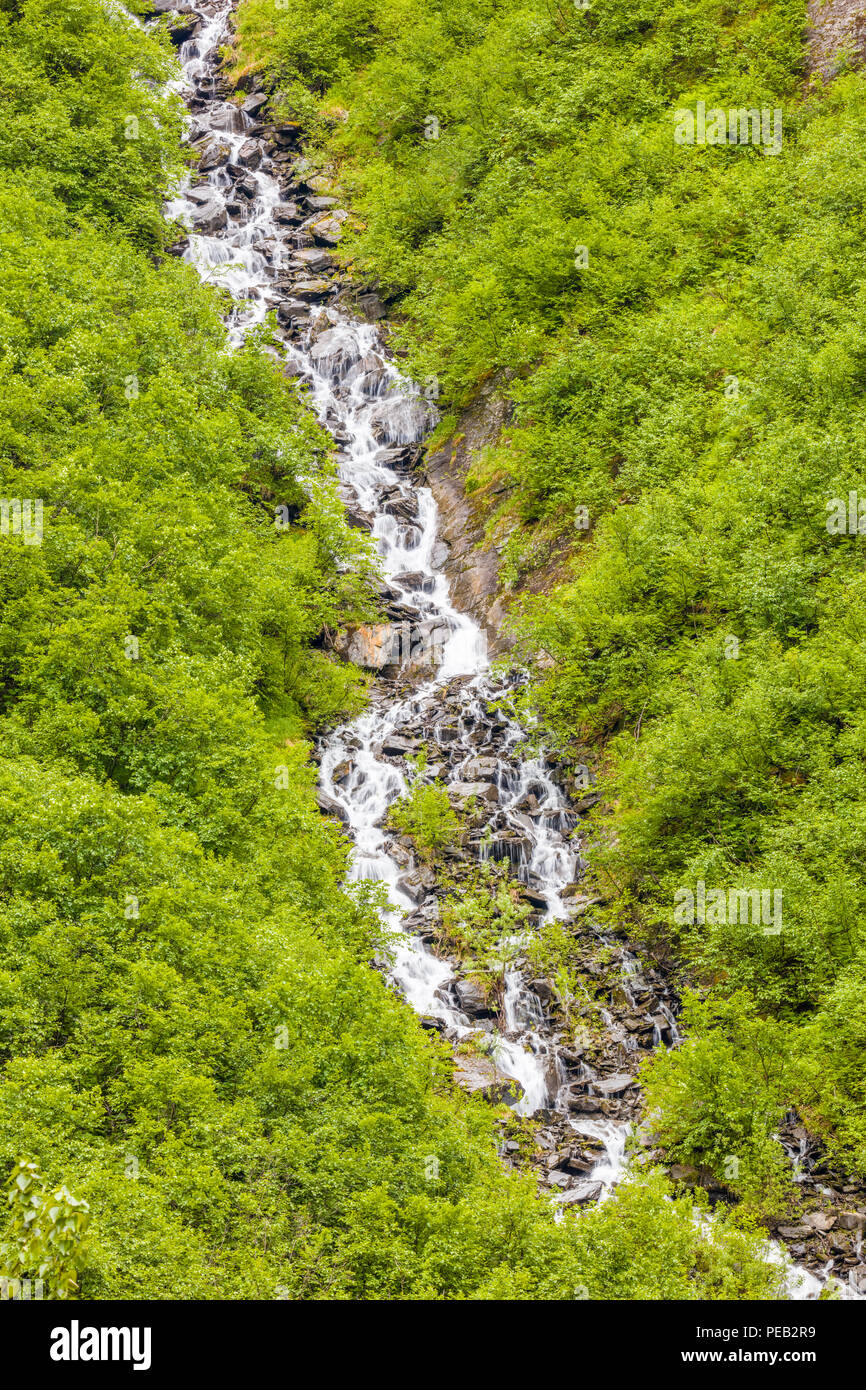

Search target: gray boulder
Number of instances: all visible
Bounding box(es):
[453,1054,524,1108]
[454,979,488,1015]
[553,1180,604,1207]
[189,200,226,234]
[315,790,348,824]
[236,139,262,169]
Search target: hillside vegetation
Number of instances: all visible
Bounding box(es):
[235,0,866,1201]
[0,0,791,1299]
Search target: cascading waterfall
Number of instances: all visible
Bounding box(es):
[150,0,853,1300]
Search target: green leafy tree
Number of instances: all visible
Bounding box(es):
[1,1160,90,1299]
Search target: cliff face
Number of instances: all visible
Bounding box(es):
[422,382,575,660]
[808,0,866,79]
[423,380,515,654]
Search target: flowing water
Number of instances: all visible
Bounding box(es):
[151,0,853,1299]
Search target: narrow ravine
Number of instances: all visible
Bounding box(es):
[155,0,849,1300]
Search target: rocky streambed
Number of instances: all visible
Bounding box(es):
[152,0,865,1299]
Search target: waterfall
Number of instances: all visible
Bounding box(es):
[153,0,855,1300]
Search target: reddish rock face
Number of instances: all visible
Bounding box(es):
[335,622,399,669]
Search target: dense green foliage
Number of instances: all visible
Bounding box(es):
[2,1159,91,1299]
[236,0,866,1191]
[386,760,460,858]
[641,993,798,1218]
[0,0,789,1299]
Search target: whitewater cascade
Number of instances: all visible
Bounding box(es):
[153,0,847,1299]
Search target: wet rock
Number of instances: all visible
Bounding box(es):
[836,1210,866,1231]
[453,1054,524,1107]
[294,247,335,273]
[553,1180,604,1207]
[334,622,401,670]
[273,202,303,225]
[383,598,421,622]
[402,901,441,933]
[372,405,430,446]
[271,124,303,147]
[463,756,499,780]
[547,1170,573,1189]
[406,617,447,652]
[236,139,262,169]
[622,1013,654,1034]
[398,572,435,594]
[379,734,419,756]
[310,215,344,246]
[355,365,391,398]
[803,1212,836,1232]
[381,491,418,522]
[345,506,375,530]
[397,867,437,902]
[198,143,230,172]
[189,200,226,234]
[527,979,554,1007]
[650,1013,674,1042]
[281,360,308,382]
[315,790,348,823]
[293,278,333,301]
[563,1142,606,1174]
[432,723,460,744]
[376,443,423,471]
[447,781,499,805]
[242,92,269,117]
[276,300,309,328]
[489,832,532,865]
[351,349,387,378]
[454,979,490,1015]
[310,328,363,374]
[568,1095,606,1115]
[185,185,217,206]
[389,841,413,870]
